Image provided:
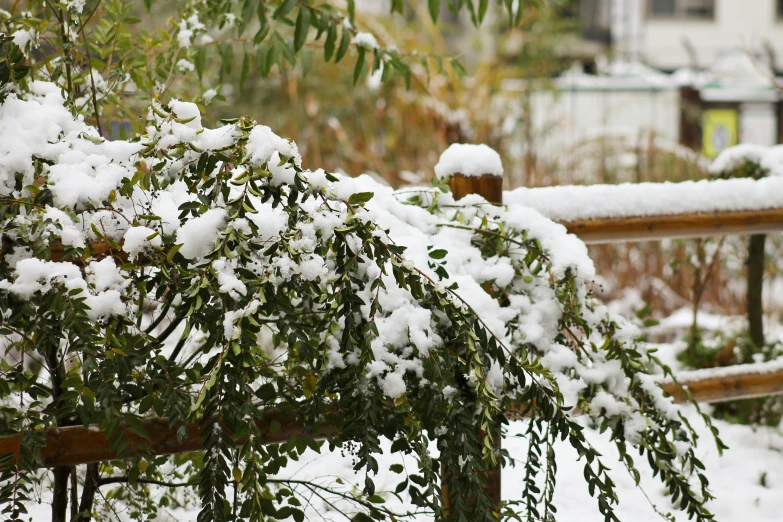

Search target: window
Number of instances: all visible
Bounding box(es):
[648,0,714,19]
[650,0,675,15]
[580,0,611,44]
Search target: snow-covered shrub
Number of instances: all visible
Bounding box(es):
[0,2,727,521]
[0,80,725,522]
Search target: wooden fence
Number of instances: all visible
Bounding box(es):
[563,208,783,244]
[2,360,780,470]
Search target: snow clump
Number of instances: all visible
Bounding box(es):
[434,143,504,179]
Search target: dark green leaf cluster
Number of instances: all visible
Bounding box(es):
[0,97,565,521]
[0,35,29,102]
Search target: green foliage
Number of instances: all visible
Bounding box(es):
[710,160,768,181]
[2,0,532,135]
[401,193,724,522]
[0,2,725,522]
[0,36,29,102]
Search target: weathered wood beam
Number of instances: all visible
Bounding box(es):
[659,364,783,404]
[563,208,783,244]
[0,411,327,469]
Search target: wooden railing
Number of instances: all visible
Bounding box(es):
[563,208,783,244]
[4,362,782,470]
[0,411,322,469]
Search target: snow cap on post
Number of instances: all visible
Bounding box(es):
[435,143,504,204]
[434,143,503,179]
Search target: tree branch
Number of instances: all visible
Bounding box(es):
[97,476,196,488]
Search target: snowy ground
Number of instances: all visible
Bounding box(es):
[146,408,783,522]
[24,403,783,522]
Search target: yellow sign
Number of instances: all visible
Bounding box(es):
[702,109,738,159]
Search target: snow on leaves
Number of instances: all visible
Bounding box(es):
[0,85,720,522]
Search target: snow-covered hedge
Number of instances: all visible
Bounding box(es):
[0,83,720,522]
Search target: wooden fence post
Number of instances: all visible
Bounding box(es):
[747,233,766,348]
[443,149,504,517]
[448,174,503,205]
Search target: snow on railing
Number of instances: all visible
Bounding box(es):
[660,359,783,404]
[562,208,783,243]
[504,176,783,223]
[504,177,783,243]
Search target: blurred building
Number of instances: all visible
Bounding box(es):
[582,0,783,72]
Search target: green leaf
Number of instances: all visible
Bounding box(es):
[478,0,489,23]
[428,0,439,21]
[428,249,448,260]
[254,23,270,45]
[294,6,311,51]
[256,45,271,76]
[173,115,198,125]
[391,0,404,14]
[256,383,276,401]
[514,0,524,26]
[81,133,105,144]
[390,437,407,453]
[316,10,331,38]
[381,60,392,82]
[219,42,234,77]
[347,0,356,24]
[194,48,207,79]
[348,191,373,205]
[265,42,279,74]
[324,23,337,62]
[301,49,313,77]
[238,0,255,35]
[353,48,365,85]
[335,27,350,64]
[449,57,467,77]
[257,0,269,25]
[240,53,250,92]
[278,36,297,65]
[273,0,297,20]
[389,463,404,473]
